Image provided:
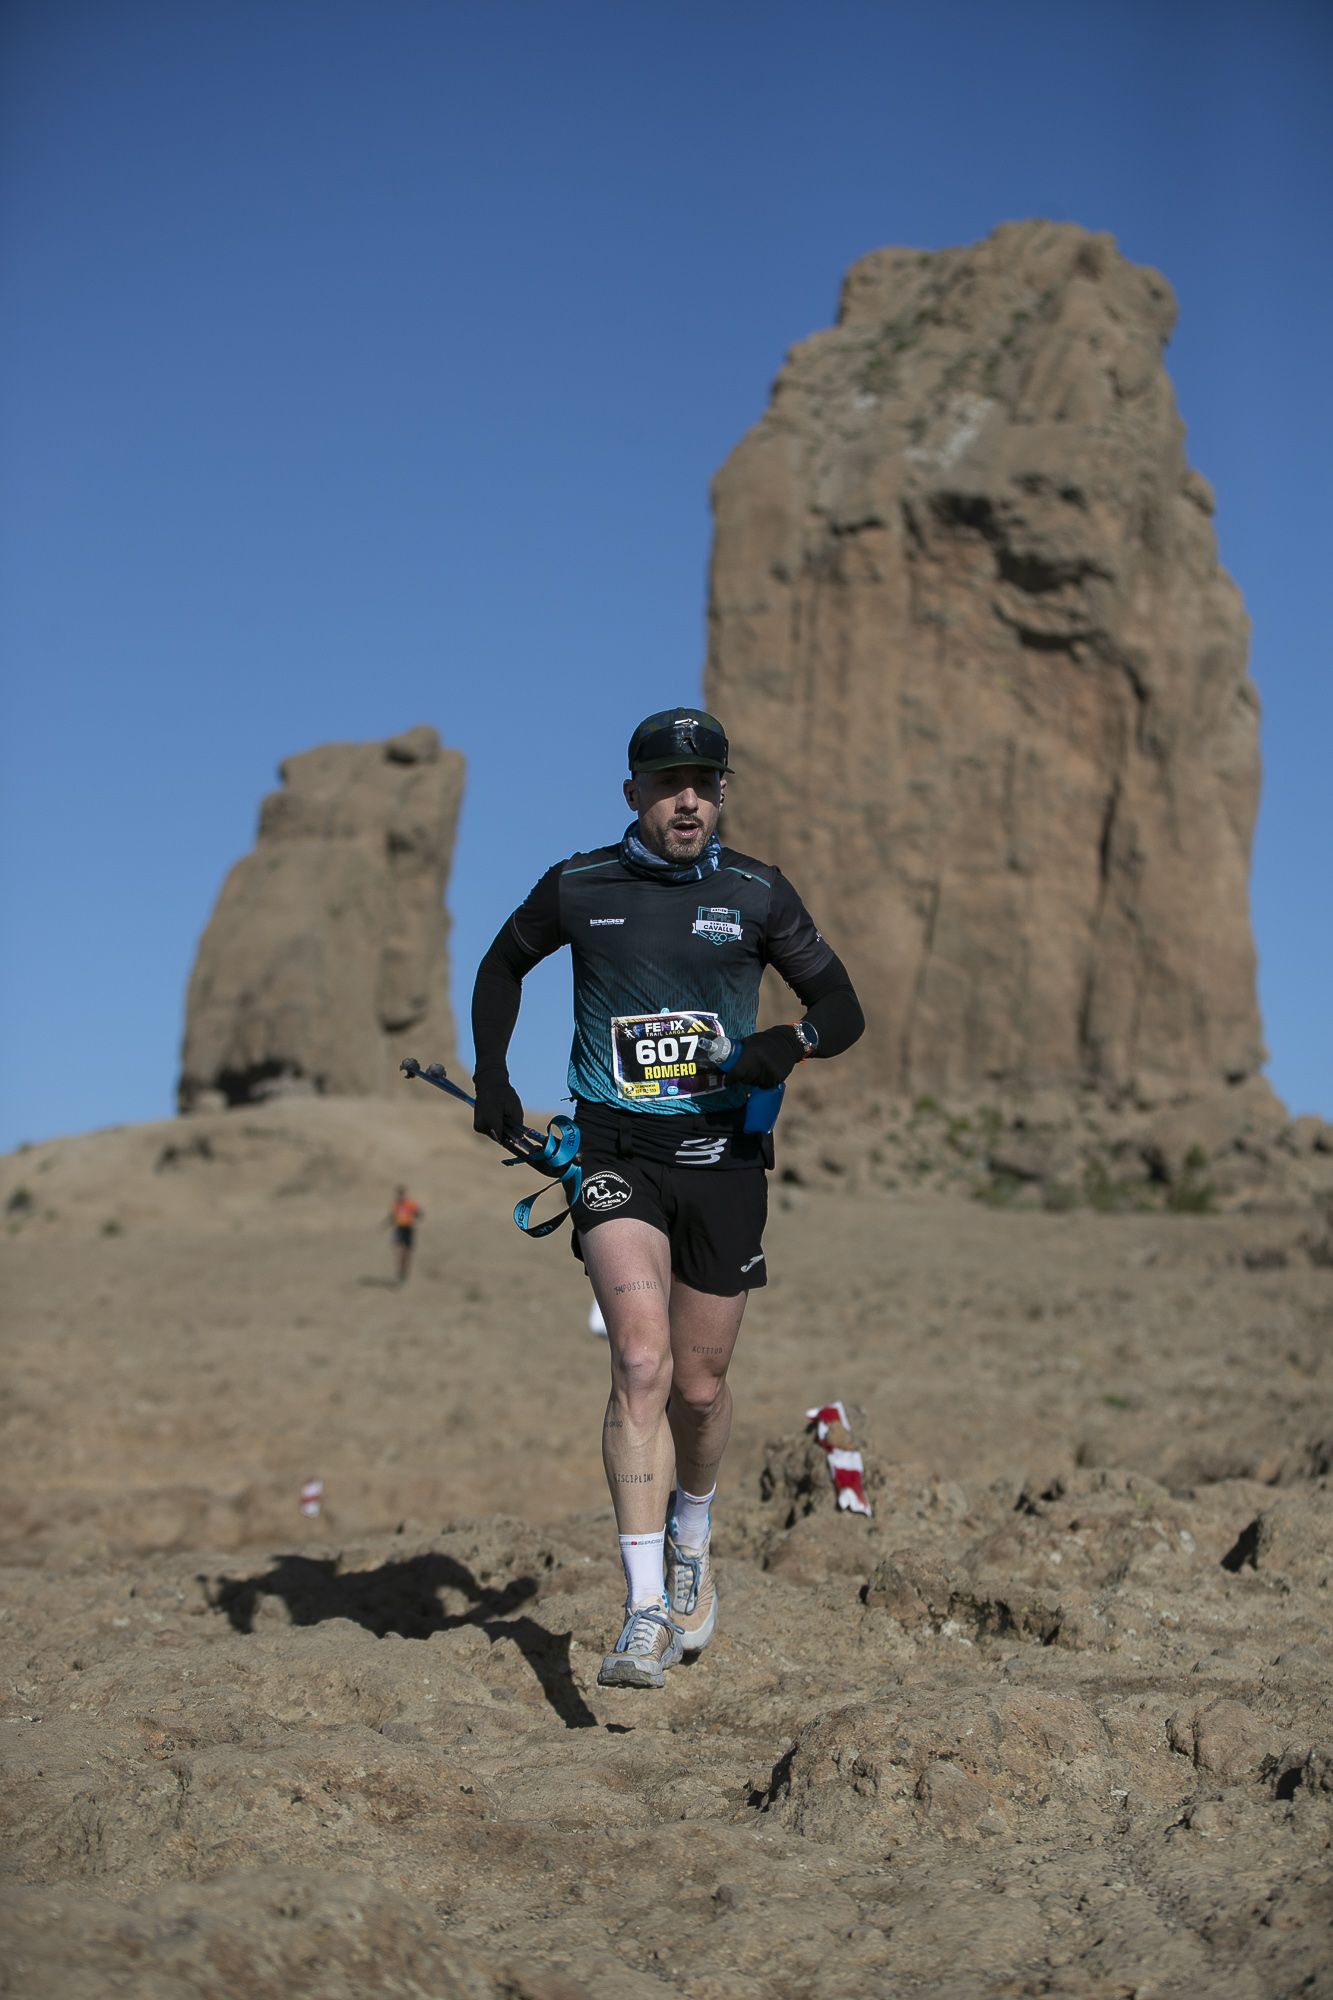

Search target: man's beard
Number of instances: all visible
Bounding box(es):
[663,819,705,858]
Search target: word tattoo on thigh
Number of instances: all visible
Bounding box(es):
[690,1343,726,1356]
[615,1471,655,1484]
[612,1278,662,1296]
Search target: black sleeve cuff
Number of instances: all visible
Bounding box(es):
[796,952,865,1059]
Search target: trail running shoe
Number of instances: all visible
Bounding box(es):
[597,1601,684,1689]
[666,1531,718,1653]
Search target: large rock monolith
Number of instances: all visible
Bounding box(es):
[178,725,463,1110]
[706,221,1264,1106]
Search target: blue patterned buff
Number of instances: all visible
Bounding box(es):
[619,822,722,884]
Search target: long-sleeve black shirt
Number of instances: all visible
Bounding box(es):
[472,837,864,1161]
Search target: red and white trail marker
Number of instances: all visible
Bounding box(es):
[805,1402,872,1517]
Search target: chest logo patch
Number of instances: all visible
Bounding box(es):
[692,905,742,946]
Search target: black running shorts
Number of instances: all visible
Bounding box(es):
[572,1157,768,1296]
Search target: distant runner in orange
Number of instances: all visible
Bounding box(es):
[386,1186,423,1284]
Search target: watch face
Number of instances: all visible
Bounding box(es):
[796,1022,818,1055]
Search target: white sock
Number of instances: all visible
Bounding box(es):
[671,1484,715,1549]
[618,1529,666,1609]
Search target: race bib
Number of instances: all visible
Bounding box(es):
[611,1011,726,1103]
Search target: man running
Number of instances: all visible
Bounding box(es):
[470,708,864,1688]
[386,1186,423,1284]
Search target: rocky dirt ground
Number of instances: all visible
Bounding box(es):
[2,1095,1331,1998]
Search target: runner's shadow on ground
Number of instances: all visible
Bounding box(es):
[204,1552,597,1729]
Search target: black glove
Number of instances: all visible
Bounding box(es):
[727,1026,805,1090]
[472,1068,526,1143]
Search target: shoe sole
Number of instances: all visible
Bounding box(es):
[597,1644,682,1689]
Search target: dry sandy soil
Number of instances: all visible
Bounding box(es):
[2,1094,1330,1999]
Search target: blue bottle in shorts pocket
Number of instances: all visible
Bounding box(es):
[699,1035,785,1135]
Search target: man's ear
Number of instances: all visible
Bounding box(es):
[623,777,637,811]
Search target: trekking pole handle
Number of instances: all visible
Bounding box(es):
[398,1058,546,1152]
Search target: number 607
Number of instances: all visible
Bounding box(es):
[635,1034,699,1065]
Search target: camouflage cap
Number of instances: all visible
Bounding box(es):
[627,708,731,774]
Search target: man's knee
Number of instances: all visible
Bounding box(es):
[611,1344,672,1414]
[671,1370,728,1419]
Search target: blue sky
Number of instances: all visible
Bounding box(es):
[2,0,1330,1148]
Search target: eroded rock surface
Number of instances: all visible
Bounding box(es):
[178,726,463,1109]
[772,1072,1333,1218]
[707,221,1263,1107]
[3,1100,1332,1996]
[4,1461,1330,1998]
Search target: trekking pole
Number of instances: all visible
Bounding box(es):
[399,1058,582,1237]
[399,1057,547,1156]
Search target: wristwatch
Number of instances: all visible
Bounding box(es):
[793,1021,819,1059]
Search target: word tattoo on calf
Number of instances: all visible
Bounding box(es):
[615,1471,656,1485]
[612,1278,662,1296]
